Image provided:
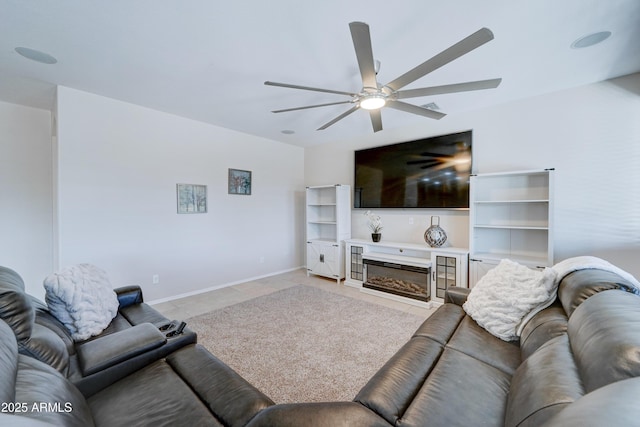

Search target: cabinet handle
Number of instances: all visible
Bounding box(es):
[320,254,325,263]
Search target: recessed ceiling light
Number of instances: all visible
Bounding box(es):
[15,47,57,64]
[570,31,612,49]
[281,130,295,135]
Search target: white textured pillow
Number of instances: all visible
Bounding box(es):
[44,264,119,341]
[463,259,557,341]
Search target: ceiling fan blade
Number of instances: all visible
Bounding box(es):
[272,100,353,113]
[369,109,383,132]
[397,78,502,99]
[385,28,495,91]
[349,22,378,89]
[264,81,356,97]
[317,105,360,130]
[387,101,446,120]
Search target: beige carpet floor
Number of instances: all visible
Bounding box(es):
[186,285,428,403]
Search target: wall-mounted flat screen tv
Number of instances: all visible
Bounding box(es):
[354,130,472,209]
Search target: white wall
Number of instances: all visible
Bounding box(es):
[56,87,305,301]
[0,101,53,299]
[305,73,640,277]
[2,74,638,302]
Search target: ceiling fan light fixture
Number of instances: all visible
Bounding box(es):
[360,93,386,110]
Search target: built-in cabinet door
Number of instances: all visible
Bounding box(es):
[306,242,323,275]
[429,252,468,302]
[469,257,547,287]
[434,255,456,299]
[349,245,364,282]
[307,242,340,279]
[468,258,500,287]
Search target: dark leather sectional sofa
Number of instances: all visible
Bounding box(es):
[0,266,273,426]
[2,264,640,426]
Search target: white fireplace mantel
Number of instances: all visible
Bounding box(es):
[344,239,469,308]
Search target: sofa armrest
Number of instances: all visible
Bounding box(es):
[444,286,471,306]
[542,378,640,427]
[114,285,144,307]
[246,402,390,427]
[76,323,166,376]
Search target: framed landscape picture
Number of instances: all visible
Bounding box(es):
[228,169,252,195]
[177,183,207,213]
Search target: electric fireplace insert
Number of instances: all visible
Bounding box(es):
[363,258,430,302]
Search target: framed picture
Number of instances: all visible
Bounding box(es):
[177,183,207,214]
[228,169,252,195]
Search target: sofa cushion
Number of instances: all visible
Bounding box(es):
[87,358,221,427]
[568,289,640,392]
[357,303,519,426]
[20,323,69,374]
[398,348,511,427]
[1,317,93,427]
[519,303,567,360]
[0,319,18,403]
[505,334,583,427]
[446,316,520,376]
[14,355,95,427]
[0,266,35,343]
[31,302,76,355]
[0,276,71,375]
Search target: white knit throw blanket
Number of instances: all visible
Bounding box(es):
[551,256,640,291]
[463,256,640,342]
[463,259,557,341]
[44,264,119,341]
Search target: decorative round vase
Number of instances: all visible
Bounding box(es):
[424,216,447,247]
[371,233,382,242]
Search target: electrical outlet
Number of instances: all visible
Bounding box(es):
[152,274,159,284]
[409,217,414,225]
[259,257,265,264]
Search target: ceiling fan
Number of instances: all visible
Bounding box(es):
[265,22,501,133]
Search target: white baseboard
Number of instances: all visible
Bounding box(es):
[147,266,305,305]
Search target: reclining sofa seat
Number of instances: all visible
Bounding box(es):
[0,316,275,426]
[247,268,640,427]
[0,265,198,396]
[0,266,275,426]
